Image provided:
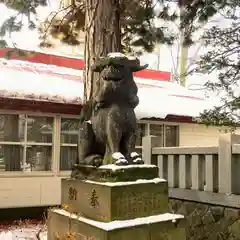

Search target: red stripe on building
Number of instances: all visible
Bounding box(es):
[170,94,205,101]
[0,63,167,85]
[0,48,171,81]
[0,48,84,70]
[133,69,170,81]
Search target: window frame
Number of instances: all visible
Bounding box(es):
[0,110,180,176]
[0,110,55,173]
[164,125,180,147]
[59,116,81,172]
[135,122,148,148]
[143,121,180,147]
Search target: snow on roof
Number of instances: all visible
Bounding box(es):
[0,59,217,119]
[0,59,83,104]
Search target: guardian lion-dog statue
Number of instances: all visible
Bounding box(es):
[76,53,148,167]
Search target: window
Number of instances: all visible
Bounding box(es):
[149,124,179,147]
[0,114,53,172]
[150,124,164,146]
[0,145,24,171]
[165,125,179,147]
[59,119,147,170]
[60,118,79,170]
[136,123,145,146]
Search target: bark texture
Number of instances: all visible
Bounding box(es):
[84,0,122,101]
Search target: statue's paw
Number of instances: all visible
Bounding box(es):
[112,152,128,166]
[84,154,103,167]
[115,158,128,166]
[93,157,103,167]
[130,152,144,165]
[86,120,92,124]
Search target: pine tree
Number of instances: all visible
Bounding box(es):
[0,0,178,101]
[178,0,240,127]
[0,0,239,126]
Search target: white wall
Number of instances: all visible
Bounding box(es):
[179,123,231,146]
[0,110,235,209]
[141,120,232,147]
[0,175,63,208]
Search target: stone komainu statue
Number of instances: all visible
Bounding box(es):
[77,53,148,166]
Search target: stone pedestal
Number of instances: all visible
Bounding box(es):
[48,164,186,240]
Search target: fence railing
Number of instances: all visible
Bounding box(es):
[142,133,240,201]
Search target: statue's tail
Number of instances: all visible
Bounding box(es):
[79,100,94,123]
[75,155,79,165]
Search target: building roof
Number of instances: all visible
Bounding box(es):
[0,48,171,81]
[0,58,217,119]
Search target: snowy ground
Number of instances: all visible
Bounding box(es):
[0,220,47,240]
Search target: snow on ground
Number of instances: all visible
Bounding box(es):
[0,221,47,240]
[0,227,47,240]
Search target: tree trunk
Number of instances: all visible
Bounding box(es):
[84,0,122,101]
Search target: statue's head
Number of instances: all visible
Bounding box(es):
[91,53,148,81]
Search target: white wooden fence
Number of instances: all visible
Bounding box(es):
[141,133,240,208]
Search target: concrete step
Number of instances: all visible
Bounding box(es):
[48,208,186,240]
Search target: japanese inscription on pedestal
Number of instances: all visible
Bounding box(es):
[114,190,164,217]
[68,187,77,201]
[89,189,99,208]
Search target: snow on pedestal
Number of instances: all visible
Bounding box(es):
[71,163,160,182]
[98,163,156,170]
[53,208,184,231]
[84,177,166,187]
[48,208,186,240]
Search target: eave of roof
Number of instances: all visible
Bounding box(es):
[0,48,171,81]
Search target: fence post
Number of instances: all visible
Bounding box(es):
[142,136,162,165]
[218,133,240,194]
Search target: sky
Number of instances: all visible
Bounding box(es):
[139,3,238,98]
[140,8,232,93]
[0,3,54,49]
[0,1,84,57]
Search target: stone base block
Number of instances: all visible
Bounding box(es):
[62,177,168,222]
[48,209,186,240]
[71,164,159,182]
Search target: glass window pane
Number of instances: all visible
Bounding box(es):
[150,124,164,146]
[26,146,52,171]
[0,145,24,171]
[61,118,80,144]
[136,123,145,146]
[60,146,77,170]
[27,116,53,143]
[0,114,25,142]
[165,125,179,147]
